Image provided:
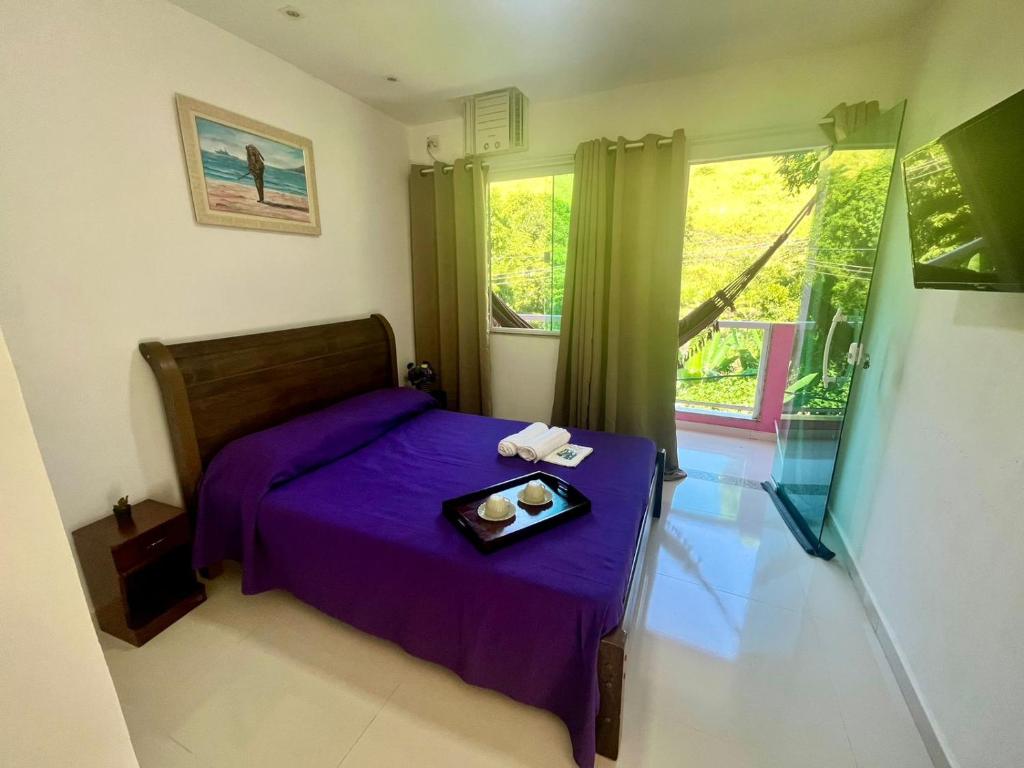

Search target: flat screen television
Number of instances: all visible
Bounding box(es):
[902,88,1024,291]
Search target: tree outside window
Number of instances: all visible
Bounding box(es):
[488,173,573,332]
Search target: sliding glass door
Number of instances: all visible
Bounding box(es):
[765,103,905,558]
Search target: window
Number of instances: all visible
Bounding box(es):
[488,172,573,333]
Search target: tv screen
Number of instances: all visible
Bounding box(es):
[902,88,1024,291]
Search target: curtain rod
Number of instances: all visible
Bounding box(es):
[613,137,675,151]
[417,115,841,177]
[418,163,485,176]
[418,135,678,175]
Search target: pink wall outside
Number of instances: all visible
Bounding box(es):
[675,323,796,434]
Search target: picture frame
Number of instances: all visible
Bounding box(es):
[175,94,321,236]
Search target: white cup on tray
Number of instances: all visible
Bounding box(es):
[481,493,512,520]
[518,479,552,506]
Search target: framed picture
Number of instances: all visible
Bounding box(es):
[175,94,321,235]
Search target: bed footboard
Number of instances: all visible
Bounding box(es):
[595,448,664,759]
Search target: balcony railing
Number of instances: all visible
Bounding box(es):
[676,320,772,419]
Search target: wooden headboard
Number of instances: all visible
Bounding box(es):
[140,314,398,514]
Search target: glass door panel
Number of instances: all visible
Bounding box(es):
[767,103,906,557]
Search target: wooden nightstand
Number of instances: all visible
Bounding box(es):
[73,499,205,646]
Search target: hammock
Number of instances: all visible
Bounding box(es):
[490,195,817,343]
[677,100,886,357]
[677,195,816,359]
[491,290,533,328]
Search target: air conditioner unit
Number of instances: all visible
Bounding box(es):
[464,87,528,157]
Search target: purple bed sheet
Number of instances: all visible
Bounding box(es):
[193,388,657,768]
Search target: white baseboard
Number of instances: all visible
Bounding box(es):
[824,516,957,768]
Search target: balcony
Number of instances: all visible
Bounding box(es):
[676,321,796,435]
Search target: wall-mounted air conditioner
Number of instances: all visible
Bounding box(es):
[464,87,528,157]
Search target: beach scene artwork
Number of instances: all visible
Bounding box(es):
[198,118,310,220]
[176,95,321,235]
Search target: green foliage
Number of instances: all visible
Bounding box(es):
[681,153,817,324]
[677,375,758,411]
[682,327,762,376]
[680,146,898,415]
[774,151,822,194]
[785,147,897,413]
[903,141,979,263]
[486,146,899,417]
[786,378,851,412]
[783,371,819,403]
[677,327,763,411]
[812,149,895,315]
[488,174,572,330]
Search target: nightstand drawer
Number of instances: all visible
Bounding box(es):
[112,515,190,573]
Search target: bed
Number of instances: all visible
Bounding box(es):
[140,314,663,768]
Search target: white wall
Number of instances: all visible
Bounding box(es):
[407,36,918,421]
[0,0,414,532]
[0,326,139,768]
[830,1,1024,766]
[490,332,560,422]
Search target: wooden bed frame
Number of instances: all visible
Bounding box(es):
[139,314,662,761]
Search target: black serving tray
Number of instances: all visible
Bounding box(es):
[442,471,591,554]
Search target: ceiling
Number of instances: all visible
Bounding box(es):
[169,0,930,125]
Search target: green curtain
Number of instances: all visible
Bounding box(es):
[408,160,492,415]
[552,131,687,471]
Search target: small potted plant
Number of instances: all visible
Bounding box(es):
[113,495,133,526]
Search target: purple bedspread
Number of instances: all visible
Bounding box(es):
[194,388,656,768]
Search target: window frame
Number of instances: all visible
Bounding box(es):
[487,160,574,338]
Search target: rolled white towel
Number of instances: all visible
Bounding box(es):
[517,427,571,463]
[497,422,548,457]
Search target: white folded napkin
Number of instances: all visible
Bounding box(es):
[517,427,571,463]
[542,443,593,468]
[497,421,548,457]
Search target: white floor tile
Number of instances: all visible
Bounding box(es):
[676,428,776,482]
[606,713,789,768]
[628,573,857,768]
[127,730,198,768]
[652,515,812,610]
[668,478,783,528]
[102,601,252,712]
[101,436,931,768]
[655,475,814,611]
[813,606,934,768]
[170,640,383,768]
[340,663,574,768]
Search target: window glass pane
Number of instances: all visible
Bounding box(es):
[488,173,573,332]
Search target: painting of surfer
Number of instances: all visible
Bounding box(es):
[244,144,266,202]
[176,95,320,235]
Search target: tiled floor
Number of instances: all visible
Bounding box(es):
[100,428,932,768]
